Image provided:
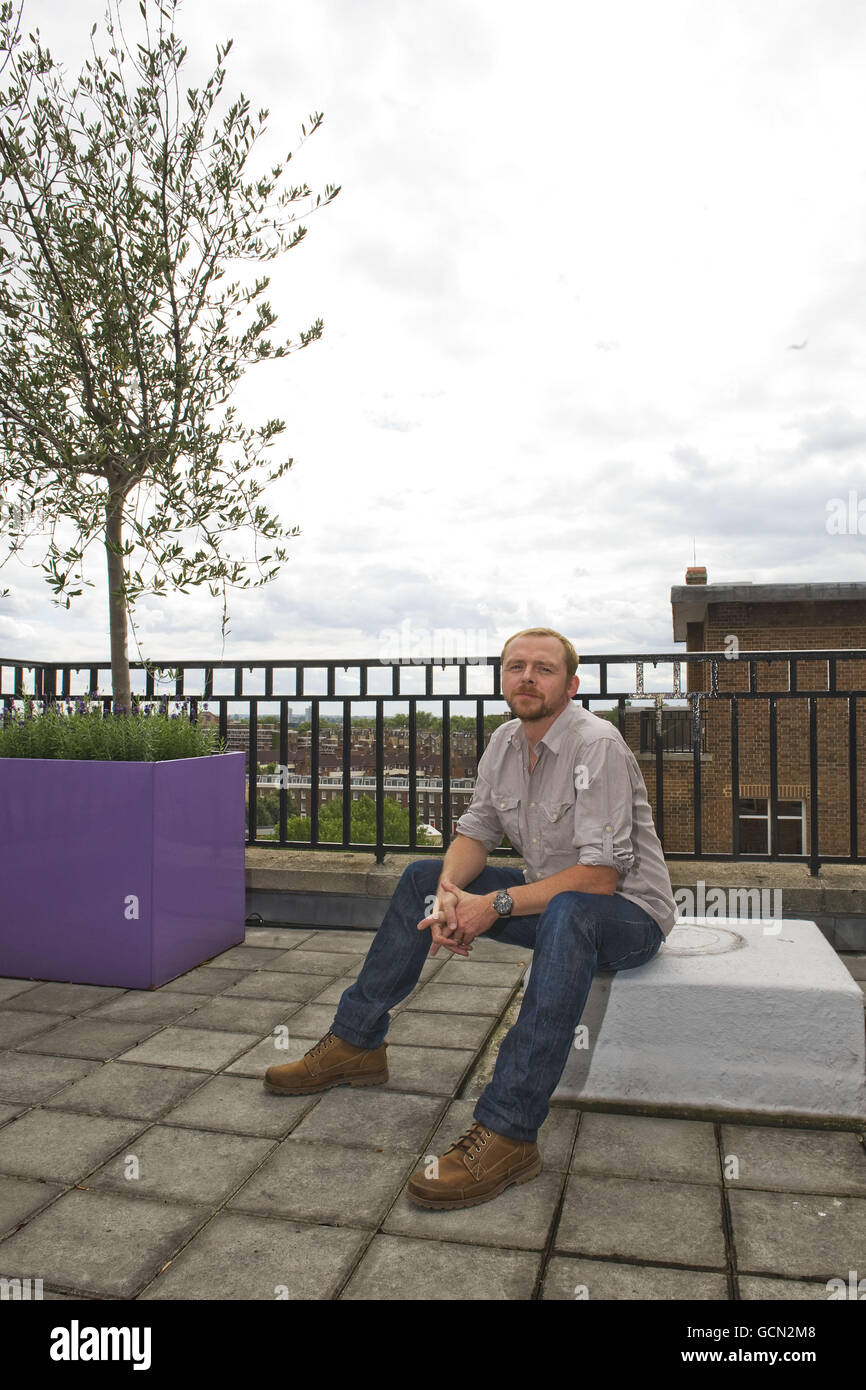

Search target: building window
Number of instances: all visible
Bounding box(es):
[738,799,804,854]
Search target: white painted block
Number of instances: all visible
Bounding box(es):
[538,918,866,1123]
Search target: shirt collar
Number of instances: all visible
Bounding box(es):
[506,699,579,758]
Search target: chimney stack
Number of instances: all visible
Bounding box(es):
[685,565,707,585]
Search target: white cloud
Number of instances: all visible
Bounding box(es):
[3,0,866,677]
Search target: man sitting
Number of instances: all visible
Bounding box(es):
[264,627,677,1210]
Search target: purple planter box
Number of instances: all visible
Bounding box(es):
[0,751,247,989]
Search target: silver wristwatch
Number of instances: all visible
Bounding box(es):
[493,889,514,917]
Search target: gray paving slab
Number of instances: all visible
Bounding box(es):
[541,1255,729,1300]
[263,1004,347,1039]
[436,959,532,987]
[386,1010,494,1051]
[0,1188,209,1298]
[41,1291,98,1300]
[87,991,214,1023]
[222,971,336,1002]
[0,979,45,1004]
[243,927,317,948]
[417,957,448,981]
[0,1051,101,1103]
[223,1033,314,1079]
[199,946,290,969]
[427,1099,579,1173]
[455,939,531,962]
[117,1026,262,1071]
[86,1124,276,1205]
[384,1170,563,1251]
[738,1274,850,1299]
[0,1174,66,1237]
[0,1010,74,1048]
[305,969,443,1014]
[161,1074,321,1137]
[556,1174,728,1268]
[307,977,364,1006]
[296,930,377,953]
[171,996,300,1034]
[285,1087,447,1154]
[158,966,250,995]
[381,1044,477,1096]
[304,960,442,1011]
[728,1188,866,1280]
[16,1017,168,1060]
[228,1137,417,1227]
[0,1108,147,1184]
[404,983,517,1016]
[266,949,366,975]
[720,1123,866,1195]
[41,1062,211,1120]
[1,982,126,1014]
[341,1233,542,1299]
[570,1113,720,1185]
[137,1211,368,1300]
[7,908,864,1303]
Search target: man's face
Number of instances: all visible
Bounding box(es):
[501,636,579,724]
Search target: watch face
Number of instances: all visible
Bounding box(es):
[495,891,513,915]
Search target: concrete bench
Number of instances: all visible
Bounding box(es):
[537,917,866,1127]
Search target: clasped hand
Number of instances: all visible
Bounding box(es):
[416,878,496,957]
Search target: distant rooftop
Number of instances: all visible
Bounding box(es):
[670,568,866,641]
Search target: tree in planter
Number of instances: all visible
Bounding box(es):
[0,0,339,711]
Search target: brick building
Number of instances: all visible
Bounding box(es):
[197,711,275,764]
[624,569,866,858]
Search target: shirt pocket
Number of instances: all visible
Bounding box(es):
[540,800,573,850]
[492,793,521,850]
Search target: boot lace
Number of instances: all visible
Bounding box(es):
[307,1031,336,1059]
[446,1122,492,1159]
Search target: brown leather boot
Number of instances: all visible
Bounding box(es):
[405,1120,541,1210]
[264,1030,388,1095]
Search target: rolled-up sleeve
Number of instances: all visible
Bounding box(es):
[454,758,505,852]
[572,738,635,875]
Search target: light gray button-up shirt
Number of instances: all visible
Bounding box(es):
[454,700,678,936]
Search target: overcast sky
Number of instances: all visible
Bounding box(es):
[2,0,866,692]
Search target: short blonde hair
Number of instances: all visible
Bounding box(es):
[500,628,579,681]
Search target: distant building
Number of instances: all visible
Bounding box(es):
[255,770,477,834]
[224,724,277,763]
[619,569,866,856]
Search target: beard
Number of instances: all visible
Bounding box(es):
[506,685,568,722]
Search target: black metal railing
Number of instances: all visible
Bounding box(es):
[2,649,865,875]
[639,709,708,754]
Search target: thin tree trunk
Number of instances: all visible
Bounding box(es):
[105,485,131,713]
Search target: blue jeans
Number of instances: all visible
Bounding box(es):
[332,859,664,1143]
